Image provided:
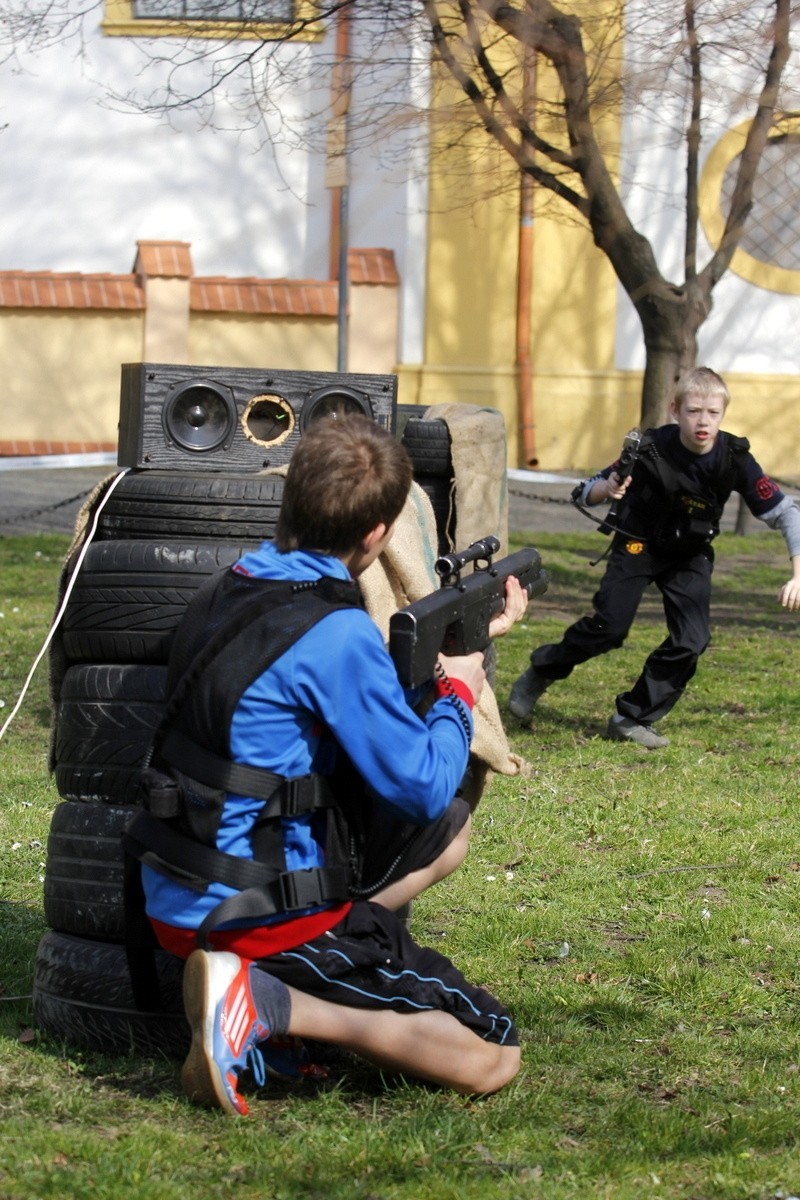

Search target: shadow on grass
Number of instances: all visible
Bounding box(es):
[507,705,614,742]
[1,900,45,985]
[0,902,44,1045]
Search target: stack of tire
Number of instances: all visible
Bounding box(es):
[33,412,455,1058]
[33,470,285,1056]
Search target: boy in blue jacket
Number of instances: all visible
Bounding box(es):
[133,413,526,1115]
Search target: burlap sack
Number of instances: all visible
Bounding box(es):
[422,402,509,554]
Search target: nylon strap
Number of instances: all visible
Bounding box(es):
[123,808,348,906]
[159,728,336,812]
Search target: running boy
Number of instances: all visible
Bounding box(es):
[508,367,800,747]
[127,413,526,1115]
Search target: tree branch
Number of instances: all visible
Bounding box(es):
[455,0,575,171]
[479,0,664,298]
[423,0,589,211]
[698,0,791,291]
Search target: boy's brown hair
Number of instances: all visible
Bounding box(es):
[673,366,730,411]
[275,413,413,555]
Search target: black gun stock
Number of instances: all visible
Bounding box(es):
[389,537,549,689]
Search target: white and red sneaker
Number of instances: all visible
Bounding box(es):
[181,950,271,1116]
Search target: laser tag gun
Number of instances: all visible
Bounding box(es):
[597,427,642,535]
[388,536,549,689]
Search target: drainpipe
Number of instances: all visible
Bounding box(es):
[516,50,538,466]
[328,5,352,370]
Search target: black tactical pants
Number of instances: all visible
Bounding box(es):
[531,537,713,724]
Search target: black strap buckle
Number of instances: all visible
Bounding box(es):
[277,866,349,910]
[280,775,335,817]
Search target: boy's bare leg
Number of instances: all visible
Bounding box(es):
[180,948,518,1114]
[369,814,471,912]
[286,984,519,1095]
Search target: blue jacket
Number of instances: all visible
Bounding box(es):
[142,543,473,932]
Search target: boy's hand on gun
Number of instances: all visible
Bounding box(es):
[487,575,528,638]
[438,577,529,704]
[438,651,487,704]
[586,471,632,506]
[603,471,632,502]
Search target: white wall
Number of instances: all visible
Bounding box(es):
[0,12,430,360]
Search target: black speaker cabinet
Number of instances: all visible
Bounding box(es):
[117,363,398,471]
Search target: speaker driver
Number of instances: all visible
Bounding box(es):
[300,386,373,430]
[162,381,237,453]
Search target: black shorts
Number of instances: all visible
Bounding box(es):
[352,794,471,899]
[259,899,518,1046]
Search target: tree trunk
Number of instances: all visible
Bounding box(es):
[639,346,682,430]
[631,284,687,428]
[734,495,752,537]
[629,261,717,428]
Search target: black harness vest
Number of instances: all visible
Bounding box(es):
[620,430,750,556]
[123,567,365,1006]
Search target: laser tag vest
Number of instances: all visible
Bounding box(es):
[123,566,366,949]
[622,430,750,557]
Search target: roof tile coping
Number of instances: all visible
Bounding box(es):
[0,248,398,313]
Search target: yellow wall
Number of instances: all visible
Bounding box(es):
[421,36,623,471]
[188,315,339,372]
[3,311,143,445]
[421,183,626,469]
[724,374,800,481]
[189,288,400,378]
[6,311,799,477]
[402,361,800,480]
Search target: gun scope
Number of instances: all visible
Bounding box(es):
[435,535,501,583]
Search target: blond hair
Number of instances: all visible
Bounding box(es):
[674,367,730,411]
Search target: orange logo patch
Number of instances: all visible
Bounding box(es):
[625,540,645,555]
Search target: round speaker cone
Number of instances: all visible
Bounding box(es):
[163,382,237,452]
[301,386,372,430]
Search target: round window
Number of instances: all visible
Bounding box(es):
[700,117,800,295]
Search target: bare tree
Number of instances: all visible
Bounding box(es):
[2,0,796,425]
[421,0,796,426]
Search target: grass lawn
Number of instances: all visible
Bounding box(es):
[1,528,799,1200]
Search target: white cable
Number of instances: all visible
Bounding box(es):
[0,468,131,745]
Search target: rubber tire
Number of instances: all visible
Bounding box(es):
[98,470,285,541]
[62,539,255,664]
[401,417,453,477]
[53,664,167,804]
[394,403,423,441]
[43,801,130,941]
[32,930,188,1057]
